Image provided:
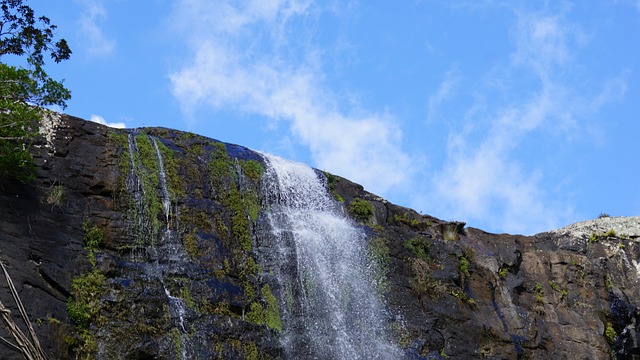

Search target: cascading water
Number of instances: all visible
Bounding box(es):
[125,132,189,359]
[261,153,401,359]
[152,137,189,360]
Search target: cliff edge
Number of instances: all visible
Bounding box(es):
[0,114,638,359]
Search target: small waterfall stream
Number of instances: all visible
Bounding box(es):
[126,132,189,359]
[261,154,400,359]
[152,137,189,360]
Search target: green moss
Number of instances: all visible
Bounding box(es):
[109,130,131,201]
[171,327,182,359]
[229,188,252,251]
[348,198,374,222]
[458,255,470,277]
[240,160,264,182]
[136,133,160,187]
[450,288,477,308]
[404,236,434,263]
[156,139,185,199]
[392,213,422,228]
[246,285,282,332]
[498,265,510,278]
[369,237,391,294]
[243,342,259,360]
[179,286,196,309]
[243,189,260,222]
[605,322,617,344]
[209,142,234,190]
[118,132,164,249]
[82,222,103,267]
[207,143,258,251]
[411,258,447,300]
[67,269,106,358]
[183,229,199,258]
[66,222,111,359]
[262,285,282,331]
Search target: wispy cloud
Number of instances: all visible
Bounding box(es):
[89,114,126,129]
[429,5,628,234]
[427,68,461,124]
[169,0,412,193]
[77,0,115,57]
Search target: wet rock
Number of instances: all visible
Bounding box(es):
[0,114,638,359]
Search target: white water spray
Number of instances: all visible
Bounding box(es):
[262,154,400,359]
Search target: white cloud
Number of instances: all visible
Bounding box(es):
[89,115,126,129]
[427,68,461,124]
[169,0,412,193]
[429,5,627,234]
[77,0,115,57]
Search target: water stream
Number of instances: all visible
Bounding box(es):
[126,133,188,359]
[261,153,400,359]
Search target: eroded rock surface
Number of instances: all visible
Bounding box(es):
[0,114,638,359]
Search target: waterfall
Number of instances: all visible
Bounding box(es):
[125,132,189,359]
[152,137,188,360]
[261,153,400,359]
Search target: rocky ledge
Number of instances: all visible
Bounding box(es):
[0,113,638,360]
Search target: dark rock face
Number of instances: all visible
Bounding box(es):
[0,114,638,359]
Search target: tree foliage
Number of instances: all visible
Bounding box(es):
[0,0,71,182]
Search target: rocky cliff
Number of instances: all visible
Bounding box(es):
[0,113,638,359]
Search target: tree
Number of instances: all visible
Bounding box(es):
[0,0,71,182]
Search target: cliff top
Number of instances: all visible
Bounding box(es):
[548,215,640,239]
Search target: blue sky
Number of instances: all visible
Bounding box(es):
[20,0,640,235]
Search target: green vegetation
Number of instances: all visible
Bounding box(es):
[171,328,182,359]
[67,270,105,329]
[443,224,460,241]
[347,198,374,222]
[498,265,510,278]
[390,321,412,349]
[450,288,477,308]
[368,237,391,294]
[604,275,614,291]
[240,159,264,182]
[243,342,259,360]
[458,255,470,277]
[404,236,434,263]
[534,282,544,304]
[0,0,71,182]
[411,258,446,300]
[605,322,617,344]
[207,142,257,251]
[183,229,199,258]
[67,223,107,359]
[324,172,345,202]
[392,213,421,228]
[156,138,184,199]
[83,222,103,267]
[121,132,163,249]
[246,285,282,331]
[46,182,64,208]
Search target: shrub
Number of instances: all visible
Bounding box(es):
[605,322,617,344]
[348,198,374,222]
